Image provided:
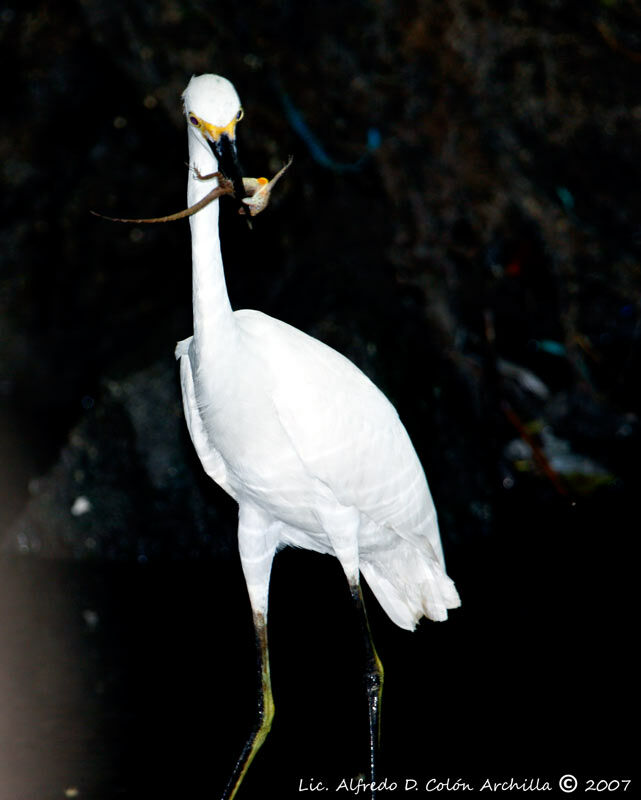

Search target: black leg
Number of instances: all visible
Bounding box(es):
[350,582,384,800]
[221,611,274,800]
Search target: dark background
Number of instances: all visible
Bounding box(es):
[0,1,637,798]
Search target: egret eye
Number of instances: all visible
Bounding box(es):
[188,114,199,126]
[236,108,244,121]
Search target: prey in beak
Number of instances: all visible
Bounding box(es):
[90,160,292,225]
[91,104,292,226]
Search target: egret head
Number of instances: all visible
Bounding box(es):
[183,74,246,201]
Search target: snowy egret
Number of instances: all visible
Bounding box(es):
[175,74,460,800]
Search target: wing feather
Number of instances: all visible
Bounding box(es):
[235,311,440,555]
[176,337,236,498]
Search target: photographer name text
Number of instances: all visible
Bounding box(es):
[298,775,632,794]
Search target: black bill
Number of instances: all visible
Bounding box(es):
[211,134,246,205]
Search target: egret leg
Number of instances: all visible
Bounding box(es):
[350,581,384,800]
[223,506,279,799]
[221,610,274,800]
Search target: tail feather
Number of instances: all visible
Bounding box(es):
[360,540,460,630]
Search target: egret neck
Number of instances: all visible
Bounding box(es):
[186,125,237,366]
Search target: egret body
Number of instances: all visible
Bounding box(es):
[175,74,460,800]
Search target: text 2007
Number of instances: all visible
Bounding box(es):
[586,779,631,792]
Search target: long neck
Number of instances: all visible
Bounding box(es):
[187,128,236,360]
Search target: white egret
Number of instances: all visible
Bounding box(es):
[174,74,460,800]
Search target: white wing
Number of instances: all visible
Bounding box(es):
[234,311,460,627]
[234,311,441,556]
[176,336,237,500]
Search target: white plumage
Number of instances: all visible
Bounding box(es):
[174,74,459,799]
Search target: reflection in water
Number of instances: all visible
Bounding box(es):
[0,558,93,799]
[0,554,255,799]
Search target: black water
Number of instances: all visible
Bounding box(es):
[1,486,634,799]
